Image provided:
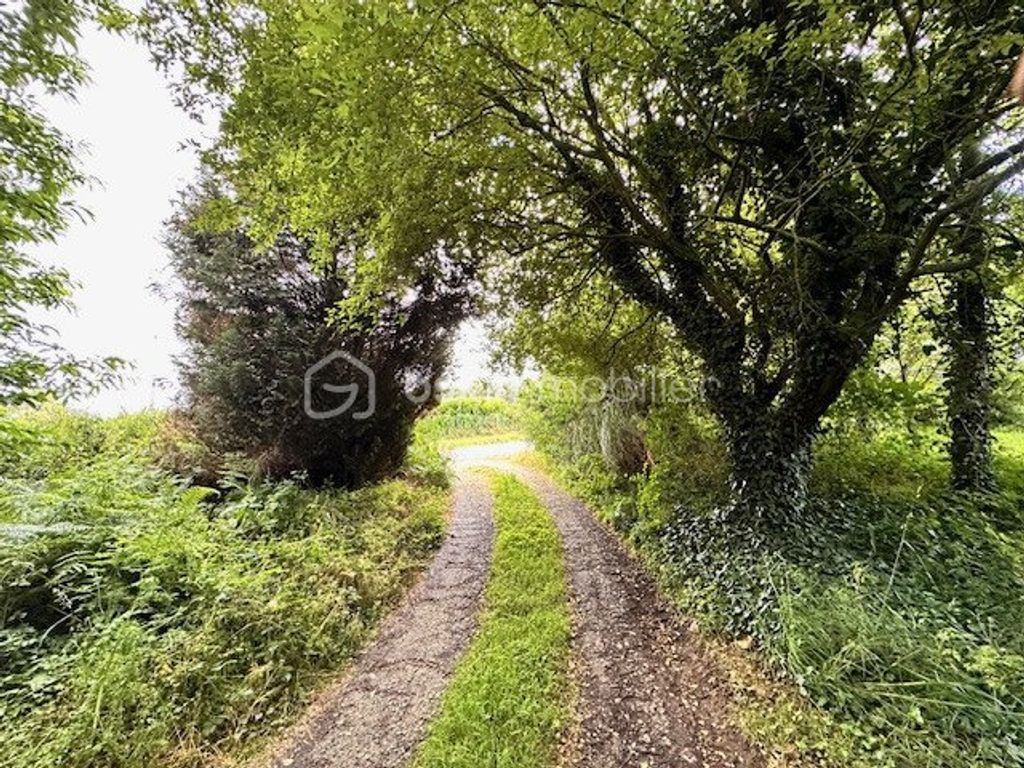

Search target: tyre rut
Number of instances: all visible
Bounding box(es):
[485,460,763,768]
[260,471,495,768]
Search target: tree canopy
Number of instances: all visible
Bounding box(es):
[142,0,1024,520]
[1,0,125,406]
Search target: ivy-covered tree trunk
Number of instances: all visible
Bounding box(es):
[945,274,996,492]
[699,324,872,529]
[719,410,814,527]
[943,143,996,494]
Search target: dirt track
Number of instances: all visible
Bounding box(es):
[475,457,762,768]
[259,444,760,768]
[260,472,494,768]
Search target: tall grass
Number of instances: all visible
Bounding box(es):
[414,397,524,447]
[0,405,449,768]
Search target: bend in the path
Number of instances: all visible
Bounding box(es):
[260,471,495,768]
[475,454,762,768]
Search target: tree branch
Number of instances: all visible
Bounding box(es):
[902,152,1024,283]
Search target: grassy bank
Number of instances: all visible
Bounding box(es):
[523,385,1024,767]
[0,405,449,768]
[413,471,571,768]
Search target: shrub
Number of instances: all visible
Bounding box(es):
[994,370,1024,428]
[167,189,472,487]
[520,375,604,465]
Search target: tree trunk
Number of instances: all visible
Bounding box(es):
[720,411,814,528]
[703,327,870,530]
[946,274,996,492]
[942,143,996,493]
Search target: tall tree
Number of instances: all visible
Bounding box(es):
[143,0,1024,524]
[1,0,124,407]
[942,147,997,491]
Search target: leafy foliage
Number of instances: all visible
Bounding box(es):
[0,404,448,768]
[140,0,1024,519]
[0,0,124,406]
[168,187,472,486]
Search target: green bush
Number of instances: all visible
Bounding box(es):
[519,375,603,463]
[0,406,449,768]
[811,429,949,503]
[993,370,1024,428]
[168,187,471,487]
[822,366,943,437]
[0,403,163,480]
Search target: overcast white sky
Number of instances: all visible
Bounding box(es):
[32,23,505,415]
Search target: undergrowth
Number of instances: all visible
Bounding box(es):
[524,386,1024,767]
[0,404,449,768]
[412,471,570,768]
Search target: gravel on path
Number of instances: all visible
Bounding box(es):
[260,471,495,768]
[483,457,763,768]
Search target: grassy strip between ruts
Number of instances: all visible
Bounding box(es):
[412,471,571,768]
